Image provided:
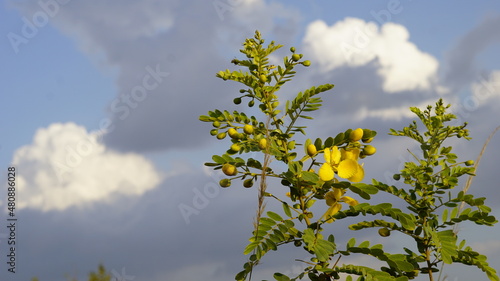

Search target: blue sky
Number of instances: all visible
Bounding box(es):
[1,0,500,280]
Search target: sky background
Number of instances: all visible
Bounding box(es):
[1,0,500,280]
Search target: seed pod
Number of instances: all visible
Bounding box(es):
[302,60,311,67]
[210,129,218,136]
[291,54,300,62]
[465,160,474,166]
[212,121,220,128]
[233,97,242,105]
[216,132,227,140]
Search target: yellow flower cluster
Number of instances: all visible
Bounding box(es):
[318,146,364,183]
[322,188,359,223]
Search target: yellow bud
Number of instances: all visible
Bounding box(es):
[306,144,317,156]
[363,145,376,156]
[349,128,364,142]
[258,138,267,150]
[243,124,254,134]
[222,164,237,176]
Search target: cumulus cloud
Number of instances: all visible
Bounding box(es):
[303,18,439,93]
[9,123,163,211]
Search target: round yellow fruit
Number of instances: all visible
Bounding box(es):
[222,164,237,176]
[216,132,226,140]
[349,128,364,142]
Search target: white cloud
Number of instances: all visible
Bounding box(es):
[9,123,164,211]
[303,18,439,93]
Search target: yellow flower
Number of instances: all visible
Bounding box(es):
[318,146,365,182]
[322,189,359,223]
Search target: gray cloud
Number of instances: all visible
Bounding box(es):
[443,15,500,91]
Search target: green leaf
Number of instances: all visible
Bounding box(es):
[267,211,284,222]
[273,273,291,281]
[212,155,226,164]
[282,203,292,217]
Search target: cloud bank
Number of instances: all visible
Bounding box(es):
[10,122,163,211]
[303,17,439,93]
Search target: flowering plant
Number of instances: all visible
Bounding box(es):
[199,31,498,281]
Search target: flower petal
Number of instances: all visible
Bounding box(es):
[325,190,341,206]
[331,146,341,164]
[341,148,360,161]
[323,203,342,223]
[324,146,331,163]
[337,159,358,179]
[348,164,364,183]
[319,163,334,181]
[342,196,359,206]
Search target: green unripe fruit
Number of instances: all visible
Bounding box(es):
[349,128,364,141]
[302,60,311,67]
[228,128,238,139]
[291,54,300,62]
[259,74,268,83]
[233,97,242,104]
[393,174,401,181]
[290,47,296,53]
[465,160,474,166]
[222,164,237,176]
[293,240,302,247]
[212,121,220,128]
[248,100,255,107]
[258,138,267,150]
[307,144,317,156]
[243,179,254,188]
[216,132,227,140]
[219,179,231,188]
[363,145,377,156]
[378,228,391,237]
[210,129,218,136]
[243,124,254,134]
[230,143,241,152]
